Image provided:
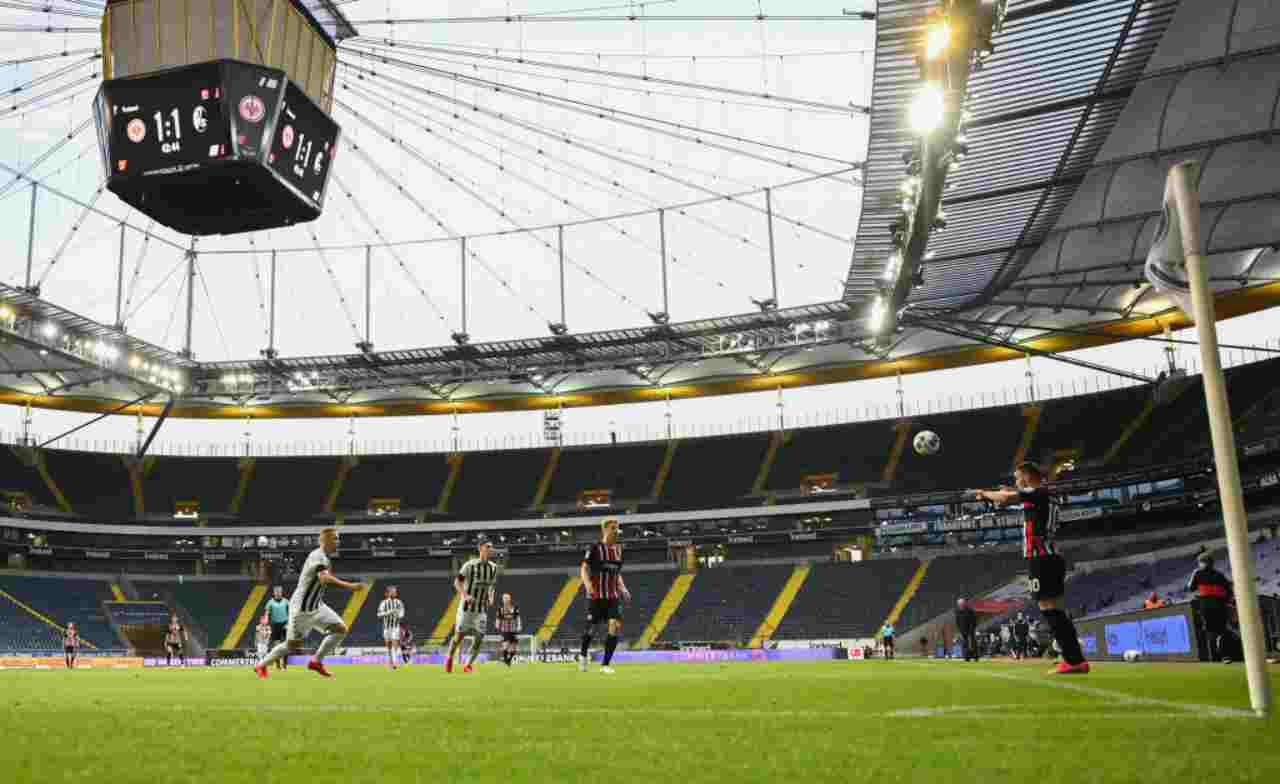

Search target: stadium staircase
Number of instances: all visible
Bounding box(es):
[880,560,930,634]
[434,453,464,514]
[221,584,268,649]
[650,439,679,500]
[531,447,561,511]
[341,581,373,628]
[429,592,459,645]
[637,572,694,648]
[751,431,790,495]
[749,564,810,648]
[324,456,359,514]
[535,576,582,643]
[881,422,913,483]
[230,458,255,515]
[0,584,97,650]
[1013,405,1043,467]
[105,601,171,654]
[17,448,72,513]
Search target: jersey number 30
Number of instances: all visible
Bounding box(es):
[1028,578,1041,594]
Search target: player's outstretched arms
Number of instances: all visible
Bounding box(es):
[319,572,364,591]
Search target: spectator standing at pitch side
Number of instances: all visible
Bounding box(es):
[955,598,979,661]
[1012,613,1030,660]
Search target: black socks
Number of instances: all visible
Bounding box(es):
[603,635,619,666]
[1042,609,1086,665]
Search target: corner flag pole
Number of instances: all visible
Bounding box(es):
[1162,160,1271,717]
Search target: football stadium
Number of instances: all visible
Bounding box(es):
[2,0,1280,781]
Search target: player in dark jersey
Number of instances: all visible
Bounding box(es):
[495,593,522,667]
[579,518,631,674]
[63,622,80,669]
[971,461,1089,675]
[1187,552,1233,662]
[399,625,414,668]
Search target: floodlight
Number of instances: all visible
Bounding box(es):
[925,21,951,60]
[868,297,888,333]
[909,83,946,134]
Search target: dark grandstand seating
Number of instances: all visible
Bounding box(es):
[0,594,63,650]
[134,579,253,648]
[552,569,677,647]
[894,407,1026,492]
[663,433,770,506]
[1029,385,1151,465]
[546,442,666,504]
[0,446,54,508]
[0,575,118,648]
[659,564,792,644]
[144,457,241,518]
[896,552,1025,631]
[42,449,134,520]
[337,453,453,512]
[239,457,336,521]
[346,576,456,645]
[767,420,899,491]
[448,448,550,516]
[774,559,921,640]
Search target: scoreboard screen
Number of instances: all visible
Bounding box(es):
[267,80,340,210]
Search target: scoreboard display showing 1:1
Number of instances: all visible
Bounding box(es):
[267,80,339,209]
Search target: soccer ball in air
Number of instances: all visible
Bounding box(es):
[913,430,942,456]
[1123,650,1144,663]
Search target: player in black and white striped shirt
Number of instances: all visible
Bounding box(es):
[254,528,365,679]
[445,541,500,673]
[377,585,406,670]
[494,593,522,667]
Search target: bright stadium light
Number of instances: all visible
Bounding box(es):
[909,83,946,134]
[924,20,951,60]
[41,322,58,339]
[868,297,888,333]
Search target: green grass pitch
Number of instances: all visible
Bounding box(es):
[2,659,1278,783]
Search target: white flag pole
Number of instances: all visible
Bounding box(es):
[1167,160,1271,717]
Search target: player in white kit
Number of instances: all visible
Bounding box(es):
[377,585,406,669]
[445,540,500,673]
[255,614,272,659]
[254,528,364,679]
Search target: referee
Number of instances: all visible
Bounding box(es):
[265,586,291,670]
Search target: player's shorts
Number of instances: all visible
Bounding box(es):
[587,597,623,624]
[455,607,487,636]
[502,632,518,644]
[64,646,75,654]
[165,640,182,651]
[383,625,401,642]
[287,603,343,641]
[1028,554,1066,601]
[270,622,287,644]
[256,643,269,658]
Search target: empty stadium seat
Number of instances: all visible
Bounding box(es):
[659,565,793,644]
[0,575,118,649]
[774,560,922,640]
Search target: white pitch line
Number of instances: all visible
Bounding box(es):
[935,664,1258,719]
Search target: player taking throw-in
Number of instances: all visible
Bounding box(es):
[254,527,365,679]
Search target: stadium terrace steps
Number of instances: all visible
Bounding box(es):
[881,422,914,483]
[435,453,464,514]
[638,572,694,648]
[341,581,373,629]
[324,457,359,514]
[536,576,582,643]
[222,584,268,649]
[773,560,921,641]
[749,564,810,648]
[1013,405,1043,467]
[880,560,930,633]
[338,453,452,513]
[229,458,255,515]
[0,576,115,648]
[430,591,461,644]
[650,439,679,499]
[531,448,561,511]
[659,565,794,644]
[752,431,790,494]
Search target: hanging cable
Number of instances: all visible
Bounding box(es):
[121,218,156,324]
[342,82,748,302]
[0,116,91,198]
[247,235,272,349]
[34,179,106,288]
[342,138,553,330]
[339,46,859,171]
[336,98,651,316]
[330,172,451,327]
[0,46,99,67]
[195,260,234,361]
[338,60,855,243]
[308,229,365,344]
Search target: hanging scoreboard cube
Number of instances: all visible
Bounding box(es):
[94,0,352,236]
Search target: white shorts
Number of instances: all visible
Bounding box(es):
[257,642,269,657]
[455,607,487,637]
[287,603,342,641]
[383,625,401,642]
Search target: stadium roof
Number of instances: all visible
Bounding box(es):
[1,0,1279,419]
